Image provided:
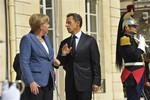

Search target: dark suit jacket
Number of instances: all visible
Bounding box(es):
[13,53,21,80]
[20,33,54,87]
[145,62,150,82]
[57,32,101,92]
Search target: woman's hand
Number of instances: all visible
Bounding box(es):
[29,82,40,95]
[53,59,60,67]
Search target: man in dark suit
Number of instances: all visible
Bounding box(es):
[56,13,101,100]
[13,53,26,100]
[13,53,21,80]
[143,52,150,99]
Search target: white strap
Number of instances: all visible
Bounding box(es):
[124,62,144,66]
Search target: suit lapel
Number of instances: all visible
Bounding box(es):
[43,35,54,58]
[76,33,87,52]
[68,36,72,48]
[29,33,50,58]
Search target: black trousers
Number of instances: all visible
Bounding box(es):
[20,90,26,100]
[125,74,144,100]
[25,77,53,100]
[25,86,53,100]
[66,90,92,100]
[65,66,92,100]
[66,79,92,100]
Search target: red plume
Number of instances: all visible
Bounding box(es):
[127,4,135,12]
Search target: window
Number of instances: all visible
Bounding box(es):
[40,0,56,52]
[85,0,99,41]
[85,0,105,93]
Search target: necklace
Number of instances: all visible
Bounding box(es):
[36,36,43,40]
[38,38,43,40]
[36,36,44,42]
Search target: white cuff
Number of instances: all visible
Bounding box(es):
[61,53,67,56]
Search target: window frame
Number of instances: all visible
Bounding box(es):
[85,0,99,43]
[40,0,56,54]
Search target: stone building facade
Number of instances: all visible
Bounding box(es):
[0,0,124,99]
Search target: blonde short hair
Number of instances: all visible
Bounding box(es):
[29,14,49,32]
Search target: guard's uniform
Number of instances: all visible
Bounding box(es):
[120,34,145,100]
[116,4,146,100]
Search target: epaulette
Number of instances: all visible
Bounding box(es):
[120,36,131,46]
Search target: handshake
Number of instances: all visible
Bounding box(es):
[135,34,149,53]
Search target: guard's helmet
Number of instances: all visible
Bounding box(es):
[122,18,138,30]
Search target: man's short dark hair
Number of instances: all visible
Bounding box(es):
[67,13,82,28]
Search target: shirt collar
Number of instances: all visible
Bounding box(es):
[72,30,82,39]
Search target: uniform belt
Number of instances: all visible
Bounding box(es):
[124,62,144,66]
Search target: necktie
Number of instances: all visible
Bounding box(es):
[71,35,76,56]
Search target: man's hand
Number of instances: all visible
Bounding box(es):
[1,81,20,100]
[29,81,41,95]
[62,43,72,56]
[92,84,100,92]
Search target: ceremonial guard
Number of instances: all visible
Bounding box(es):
[116,5,147,100]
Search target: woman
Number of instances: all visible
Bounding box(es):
[20,13,60,100]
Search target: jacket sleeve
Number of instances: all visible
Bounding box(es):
[56,41,70,70]
[20,35,34,84]
[90,38,101,86]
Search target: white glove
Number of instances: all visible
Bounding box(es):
[138,35,146,53]
[1,81,20,100]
